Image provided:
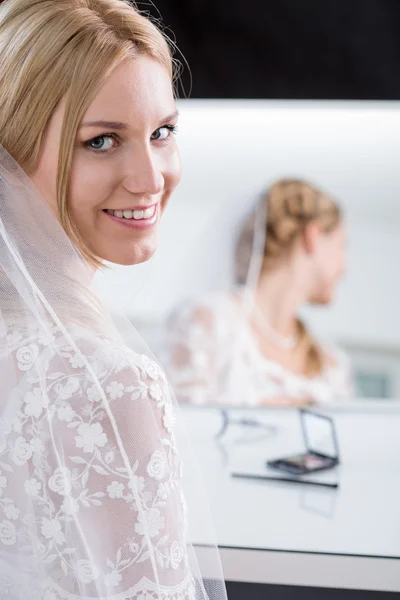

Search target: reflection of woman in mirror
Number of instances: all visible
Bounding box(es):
[165,179,353,406]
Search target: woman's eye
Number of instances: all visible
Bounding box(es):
[151,125,176,141]
[86,135,116,152]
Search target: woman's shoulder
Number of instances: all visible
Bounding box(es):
[173,290,236,315]
[4,319,173,438]
[165,291,245,353]
[167,290,243,329]
[5,318,164,386]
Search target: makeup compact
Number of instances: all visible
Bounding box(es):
[267,409,340,476]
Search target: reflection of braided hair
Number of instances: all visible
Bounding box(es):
[236,179,342,376]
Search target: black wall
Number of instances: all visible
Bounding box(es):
[141,0,400,99]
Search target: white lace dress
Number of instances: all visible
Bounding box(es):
[0,319,192,599]
[164,293,354,406]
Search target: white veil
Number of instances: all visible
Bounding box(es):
[0,145,227,599]
[161,193,268,408]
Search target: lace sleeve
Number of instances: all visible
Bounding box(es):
[1,324,193,599]
[164,300,226,406]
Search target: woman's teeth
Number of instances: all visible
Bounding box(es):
[106,207,156,220]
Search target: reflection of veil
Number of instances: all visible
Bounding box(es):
[0,146,226,599]
[162,194,268,407]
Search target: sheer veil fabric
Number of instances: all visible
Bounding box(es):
[162,197,269,406]
[0,145,227,599]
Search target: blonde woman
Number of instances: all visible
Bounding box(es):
[165,179,353,406]
[0,0,226,598]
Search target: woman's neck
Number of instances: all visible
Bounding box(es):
[254,263,309,337]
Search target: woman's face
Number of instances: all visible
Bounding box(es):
[309,222,347,305]
[31,56,181,265]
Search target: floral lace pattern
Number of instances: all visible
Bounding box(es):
[0,320,193,599]
[164,293,354,406]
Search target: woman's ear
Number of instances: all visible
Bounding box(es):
[303,222,322,256]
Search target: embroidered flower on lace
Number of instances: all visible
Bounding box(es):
[106,380,125,400]
[75,559,100,584]
[104,569,122,587]
[69,353,86,369]
[57,404,76,423]
[86,384,102,403]
[48,467,72,496]
[162,404,176,434]
[16,344,39,371]
[24,387,48,418]
[107,481,125,499]
[128,475,145,494]
[141,355,162,381]
[61,496,80,516]
[147,450,168,480]
[37,331,56,346]
[135,507,165,538]
[24,478,42,496]
[128,539,140,554]
[170,541,184,569]
[75,422,108,453]
[149,382,163,403]
[41,517,66,545]
[0,520,16,545]
[13,436,33,465]
[4,503,20,520]
[55,377,80,400]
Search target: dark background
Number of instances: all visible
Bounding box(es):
[140,0,400,99]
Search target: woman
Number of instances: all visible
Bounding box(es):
[165,179,353,406]
[0,0,225,598]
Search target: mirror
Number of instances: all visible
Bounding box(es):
[301,411,339,459]
[94,99,400,407]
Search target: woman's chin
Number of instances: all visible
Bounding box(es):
[97,240,158,266]
[309,288,335,306]
[312,295,335,306]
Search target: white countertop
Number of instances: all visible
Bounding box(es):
[181,404,400,589]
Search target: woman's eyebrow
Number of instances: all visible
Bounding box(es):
[80,110,179,131]
[79,120,127,130]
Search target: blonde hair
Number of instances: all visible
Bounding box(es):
[0,0,175,266]
[237,179,342,377]
[263,179,341,266]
